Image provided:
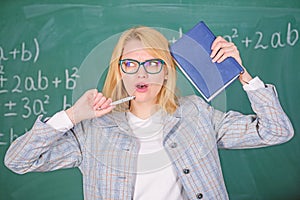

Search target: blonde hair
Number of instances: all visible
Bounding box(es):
[102,26,178,114]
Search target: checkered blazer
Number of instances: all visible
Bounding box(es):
[5,85,294,200]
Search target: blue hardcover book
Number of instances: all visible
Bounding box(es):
[170,21,244,102]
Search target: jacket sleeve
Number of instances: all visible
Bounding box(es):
[210,84,294,149]
[4,115,85,174]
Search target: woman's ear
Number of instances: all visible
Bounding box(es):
[164,68,168,80]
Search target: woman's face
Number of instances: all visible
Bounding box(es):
[120,39,166,106]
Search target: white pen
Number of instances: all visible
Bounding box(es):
[110,96,136,106]
[97,96,135,110]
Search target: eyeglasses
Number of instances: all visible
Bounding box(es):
[119,58,165,74]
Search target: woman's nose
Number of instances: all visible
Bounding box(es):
[137,65,148,78]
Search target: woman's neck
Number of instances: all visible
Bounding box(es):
[130,102,160,120]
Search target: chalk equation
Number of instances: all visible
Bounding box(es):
[223,22,298,49]
[0,38,39,65]
[0,38,80,146]
[1,68,79,117]
[169,22,298,50]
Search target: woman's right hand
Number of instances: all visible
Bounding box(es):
[66,89,113,125]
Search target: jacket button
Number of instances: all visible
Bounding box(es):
[183,168,190,174]
[170,142,177,148]
[196,193,203,199]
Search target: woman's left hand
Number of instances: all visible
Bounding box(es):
[210,36,242,65]
[210,36,252,85]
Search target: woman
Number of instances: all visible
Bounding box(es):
[5,26,294,200]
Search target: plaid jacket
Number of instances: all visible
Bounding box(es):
[5,85,294,200]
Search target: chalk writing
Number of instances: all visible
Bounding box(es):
[0,128,22,146]
[223,22,299,50]
[66,67,80,90]
[4,101,17,117]
[0,47,8,65]
[21,95,50,119]
[2,67,79,119]
[0,132,6,146]
[0,65,8,94]
[12,70,48,92]
[63,95,72,110]
[0,38,39,65]
[52,77,62,88]
[169,27,183,43]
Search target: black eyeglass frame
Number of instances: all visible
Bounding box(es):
[119,58,165,74]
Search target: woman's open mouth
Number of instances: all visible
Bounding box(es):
[136,83,149,92]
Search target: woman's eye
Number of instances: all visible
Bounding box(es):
[149,61,159,66]
[125,61,135,67]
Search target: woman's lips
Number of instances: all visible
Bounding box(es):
[136,83,149,92]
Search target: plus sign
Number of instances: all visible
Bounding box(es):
[241,37,252,48]
[52,77,62,88]
[5,101,16,110]
[9,48,20,60]
[0,132,7,146]
[169,37,177,44]
[0,75,8,87]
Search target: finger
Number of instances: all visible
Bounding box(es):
[211,37,233,58]
[212,43,237,63]
[94,96,107,110]
[211,36,226,50]
[94,98,114,117]
[215,52,230,63]
[211,41,233,60]
[89,89,98,99]
[93,93,103,107]
[213,48,236,63]
[100,98,113,110]
[211,47,224,63]
[217,46,242,64]
[94,105,114,117]
[83,89,98,106]
[210,36,228,57]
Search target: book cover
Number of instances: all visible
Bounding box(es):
[170,21,244,102]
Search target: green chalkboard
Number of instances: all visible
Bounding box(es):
[1,0,300,199]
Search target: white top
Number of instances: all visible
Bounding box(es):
[126,110,185,200]
[46,76,265,199]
